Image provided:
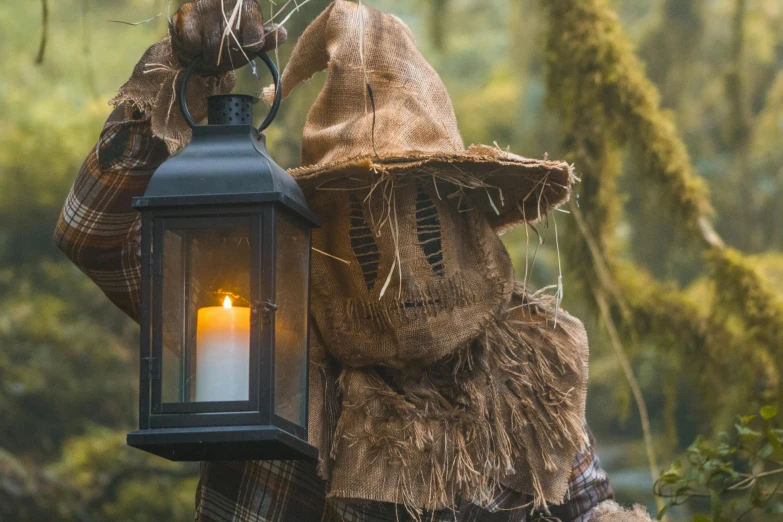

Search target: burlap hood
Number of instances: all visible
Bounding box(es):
[295,3,589,515]
[265,0,575,230]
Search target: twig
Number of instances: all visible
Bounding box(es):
[107,13,162,26]
[726,466,783,491]
[570,196,663,512]
[35,0,49,65]
[593,286,664,515]
[568,200,630,318]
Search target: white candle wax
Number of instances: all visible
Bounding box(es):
[195,297,250,402]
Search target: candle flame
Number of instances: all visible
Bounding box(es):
[223,296,232,309]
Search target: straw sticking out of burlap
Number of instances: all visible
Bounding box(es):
[111,1,591,516]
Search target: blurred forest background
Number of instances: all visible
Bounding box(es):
[1,0,783,520]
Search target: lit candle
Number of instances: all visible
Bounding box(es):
[195,296,250,402]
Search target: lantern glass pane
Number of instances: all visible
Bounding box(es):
[274,214,310,427]
[160,218,253,404]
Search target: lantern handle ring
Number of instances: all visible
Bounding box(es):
[179,52,282,133]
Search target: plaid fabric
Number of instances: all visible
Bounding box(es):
[55,104,168,322]
[195,436,613,522]
[57,108,614,522]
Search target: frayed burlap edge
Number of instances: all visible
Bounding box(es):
[320,286,589,516]
[590,501,656,522]
[109,37,236,153]
[301,150,575,231]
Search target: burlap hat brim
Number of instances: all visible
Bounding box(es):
[291,144,575,231]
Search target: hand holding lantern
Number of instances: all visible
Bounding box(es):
[170,0,287,75]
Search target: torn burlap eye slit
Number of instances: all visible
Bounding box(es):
[415,182,444,275]
[349,194,381,290]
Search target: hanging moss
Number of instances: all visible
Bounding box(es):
[539,0,783,430]
[710,248,783,356]
[542,0,711,234]
[616,261,777,411]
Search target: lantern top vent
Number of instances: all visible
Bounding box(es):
[207,94,254,126]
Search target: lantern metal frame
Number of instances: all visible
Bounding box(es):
[126,54,320,462]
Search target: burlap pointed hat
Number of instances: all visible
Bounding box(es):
[269,0,575,229]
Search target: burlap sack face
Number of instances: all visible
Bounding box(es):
[305,178,589,512]
[307,177,515,368]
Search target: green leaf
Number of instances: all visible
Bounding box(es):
[757,442,774,460]
[761,405,778,420]
[736,424,762,443]
[767,432,783,460]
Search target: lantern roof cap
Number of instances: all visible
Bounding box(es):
[133,124,319,227]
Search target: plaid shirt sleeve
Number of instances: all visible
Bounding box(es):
[54,104,169,322]
[546,428,615,522]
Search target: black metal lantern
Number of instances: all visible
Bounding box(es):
[127,54,319,462]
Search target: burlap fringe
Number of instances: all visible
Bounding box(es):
[326,290,589,517]
[589,501,656,522]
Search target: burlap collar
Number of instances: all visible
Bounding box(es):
[308,285,590,514]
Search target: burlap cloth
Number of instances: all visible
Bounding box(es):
[265,0,576,231]
[110,37,235,153]
[116,0,591,515]
[309,285,589,512]
[276,3,588,512]
[590,502,656,522]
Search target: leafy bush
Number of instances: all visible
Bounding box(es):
[656,407,783,521]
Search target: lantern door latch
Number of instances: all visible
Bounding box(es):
[142,357,161,381]
[252,299,277,325]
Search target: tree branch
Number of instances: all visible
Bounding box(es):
[35,0,49,65]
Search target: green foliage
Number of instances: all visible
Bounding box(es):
[0,0,782,520]
[0,428,198,521]
[0,263,136,457]
[0,2,199,520]
[56,429,198,521]
[541,2,783,519]
[709,248,783,354]
[616,262,776,421]
[656,407,783,521]
[543,0,711,234]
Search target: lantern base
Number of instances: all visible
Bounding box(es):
[127,425,318,462]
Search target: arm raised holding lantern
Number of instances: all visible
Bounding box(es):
[54,0,284,321]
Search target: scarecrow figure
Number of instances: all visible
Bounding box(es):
[56,1,654,521]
